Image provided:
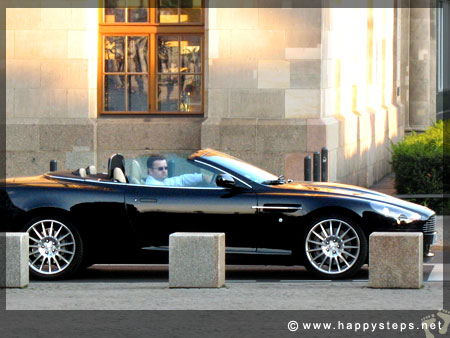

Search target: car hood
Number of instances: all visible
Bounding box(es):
[270,181,434,216]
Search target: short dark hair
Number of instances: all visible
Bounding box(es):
[147,155,166,169]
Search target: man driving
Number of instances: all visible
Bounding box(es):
[145,155,213,186]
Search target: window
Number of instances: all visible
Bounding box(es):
[124,153,221,187]
[99,0,204,115]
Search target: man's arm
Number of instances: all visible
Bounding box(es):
[163,173,203,186]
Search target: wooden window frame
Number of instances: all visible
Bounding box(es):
[98,1,205,116]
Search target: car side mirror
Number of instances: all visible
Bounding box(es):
[216,173,235,188]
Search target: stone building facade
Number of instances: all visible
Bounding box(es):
[5,3,437,187]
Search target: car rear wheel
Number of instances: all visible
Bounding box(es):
[23,216,84,279]
[302,215,367,279]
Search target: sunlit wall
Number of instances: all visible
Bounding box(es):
[321,4,401,185]
[6,4,416,186]
[6,7,98,176]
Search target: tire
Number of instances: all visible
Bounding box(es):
[301,214,367,279]
[23,216,84,280]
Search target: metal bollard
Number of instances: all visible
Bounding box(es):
[313,152,320,182]
[50,160,58,172]
[304,156,311,181]
[321,147,328,182]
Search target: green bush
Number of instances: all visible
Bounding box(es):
[391,120,449,214]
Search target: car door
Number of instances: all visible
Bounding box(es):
[254,192,305,251]
[124,183,258,249]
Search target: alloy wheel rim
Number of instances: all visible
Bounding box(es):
[305,219,360,275]
[27,220,76,275]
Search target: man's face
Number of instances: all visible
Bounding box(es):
[148,159,168,181]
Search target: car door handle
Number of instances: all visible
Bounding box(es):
[252,206,302,210]
[136,198,158,203]
[252,204,302,212]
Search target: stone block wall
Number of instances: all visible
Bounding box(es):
[316,7,404,186]
[96,118,202,173]
[203,7,406,186]
[5,7,202,177]
[408,5,437,130]
[5,6,435,188]
[203,7,322,178]
[6,119,96,177]
[6,7,97,176]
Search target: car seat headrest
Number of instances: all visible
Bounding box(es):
[87,165,97,175]
[113,167,127,183]
[79,167,87,178]
[107,153,125,179]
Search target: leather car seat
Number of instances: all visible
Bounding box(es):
[107,153,126,180]
[113,167,127,183]
[86,165,97,175]
[129,159,144,184]
[78,168,87,178]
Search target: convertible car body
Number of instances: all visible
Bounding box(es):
[0,148,436,280]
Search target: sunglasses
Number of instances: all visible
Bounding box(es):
[153,166,168,171]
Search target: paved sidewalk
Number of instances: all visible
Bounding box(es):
[369,172,396,196]
[6,278,444,310]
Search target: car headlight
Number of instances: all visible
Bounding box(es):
[370,202,422,225]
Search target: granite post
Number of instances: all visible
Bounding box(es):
[369,232,423,289]
[169,233,225,288]
[1,233,29,288]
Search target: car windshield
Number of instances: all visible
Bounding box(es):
[202,155,278,184]
[123,153,222,187]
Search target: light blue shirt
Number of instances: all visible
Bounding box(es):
[145,173,203,187]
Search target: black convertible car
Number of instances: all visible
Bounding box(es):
[1,149,436,280]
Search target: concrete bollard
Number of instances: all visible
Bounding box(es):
[169,233,225,288]
[369,232,423,289]
[0,233,29,288]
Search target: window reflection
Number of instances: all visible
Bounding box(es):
[101,3,203,114]
[181,0,202,23]
[104,36,148,112]
[105,75,125,111]
[127,36,148,111]
[128,75,148,111]
[180,75,201,112]
[158,0,179,23]
[127,36,148,73]
[104,36,125,111]
[158,36,179,73]
[158,0,202,23]
[157,34,201,112]
[128,8,147,22]
[181,35,201,72]
[158,75,179,111]
[105,36,124,73]
[105,0,126,22]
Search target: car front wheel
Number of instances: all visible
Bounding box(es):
[302,215,367,279]
[23,216,84,279]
